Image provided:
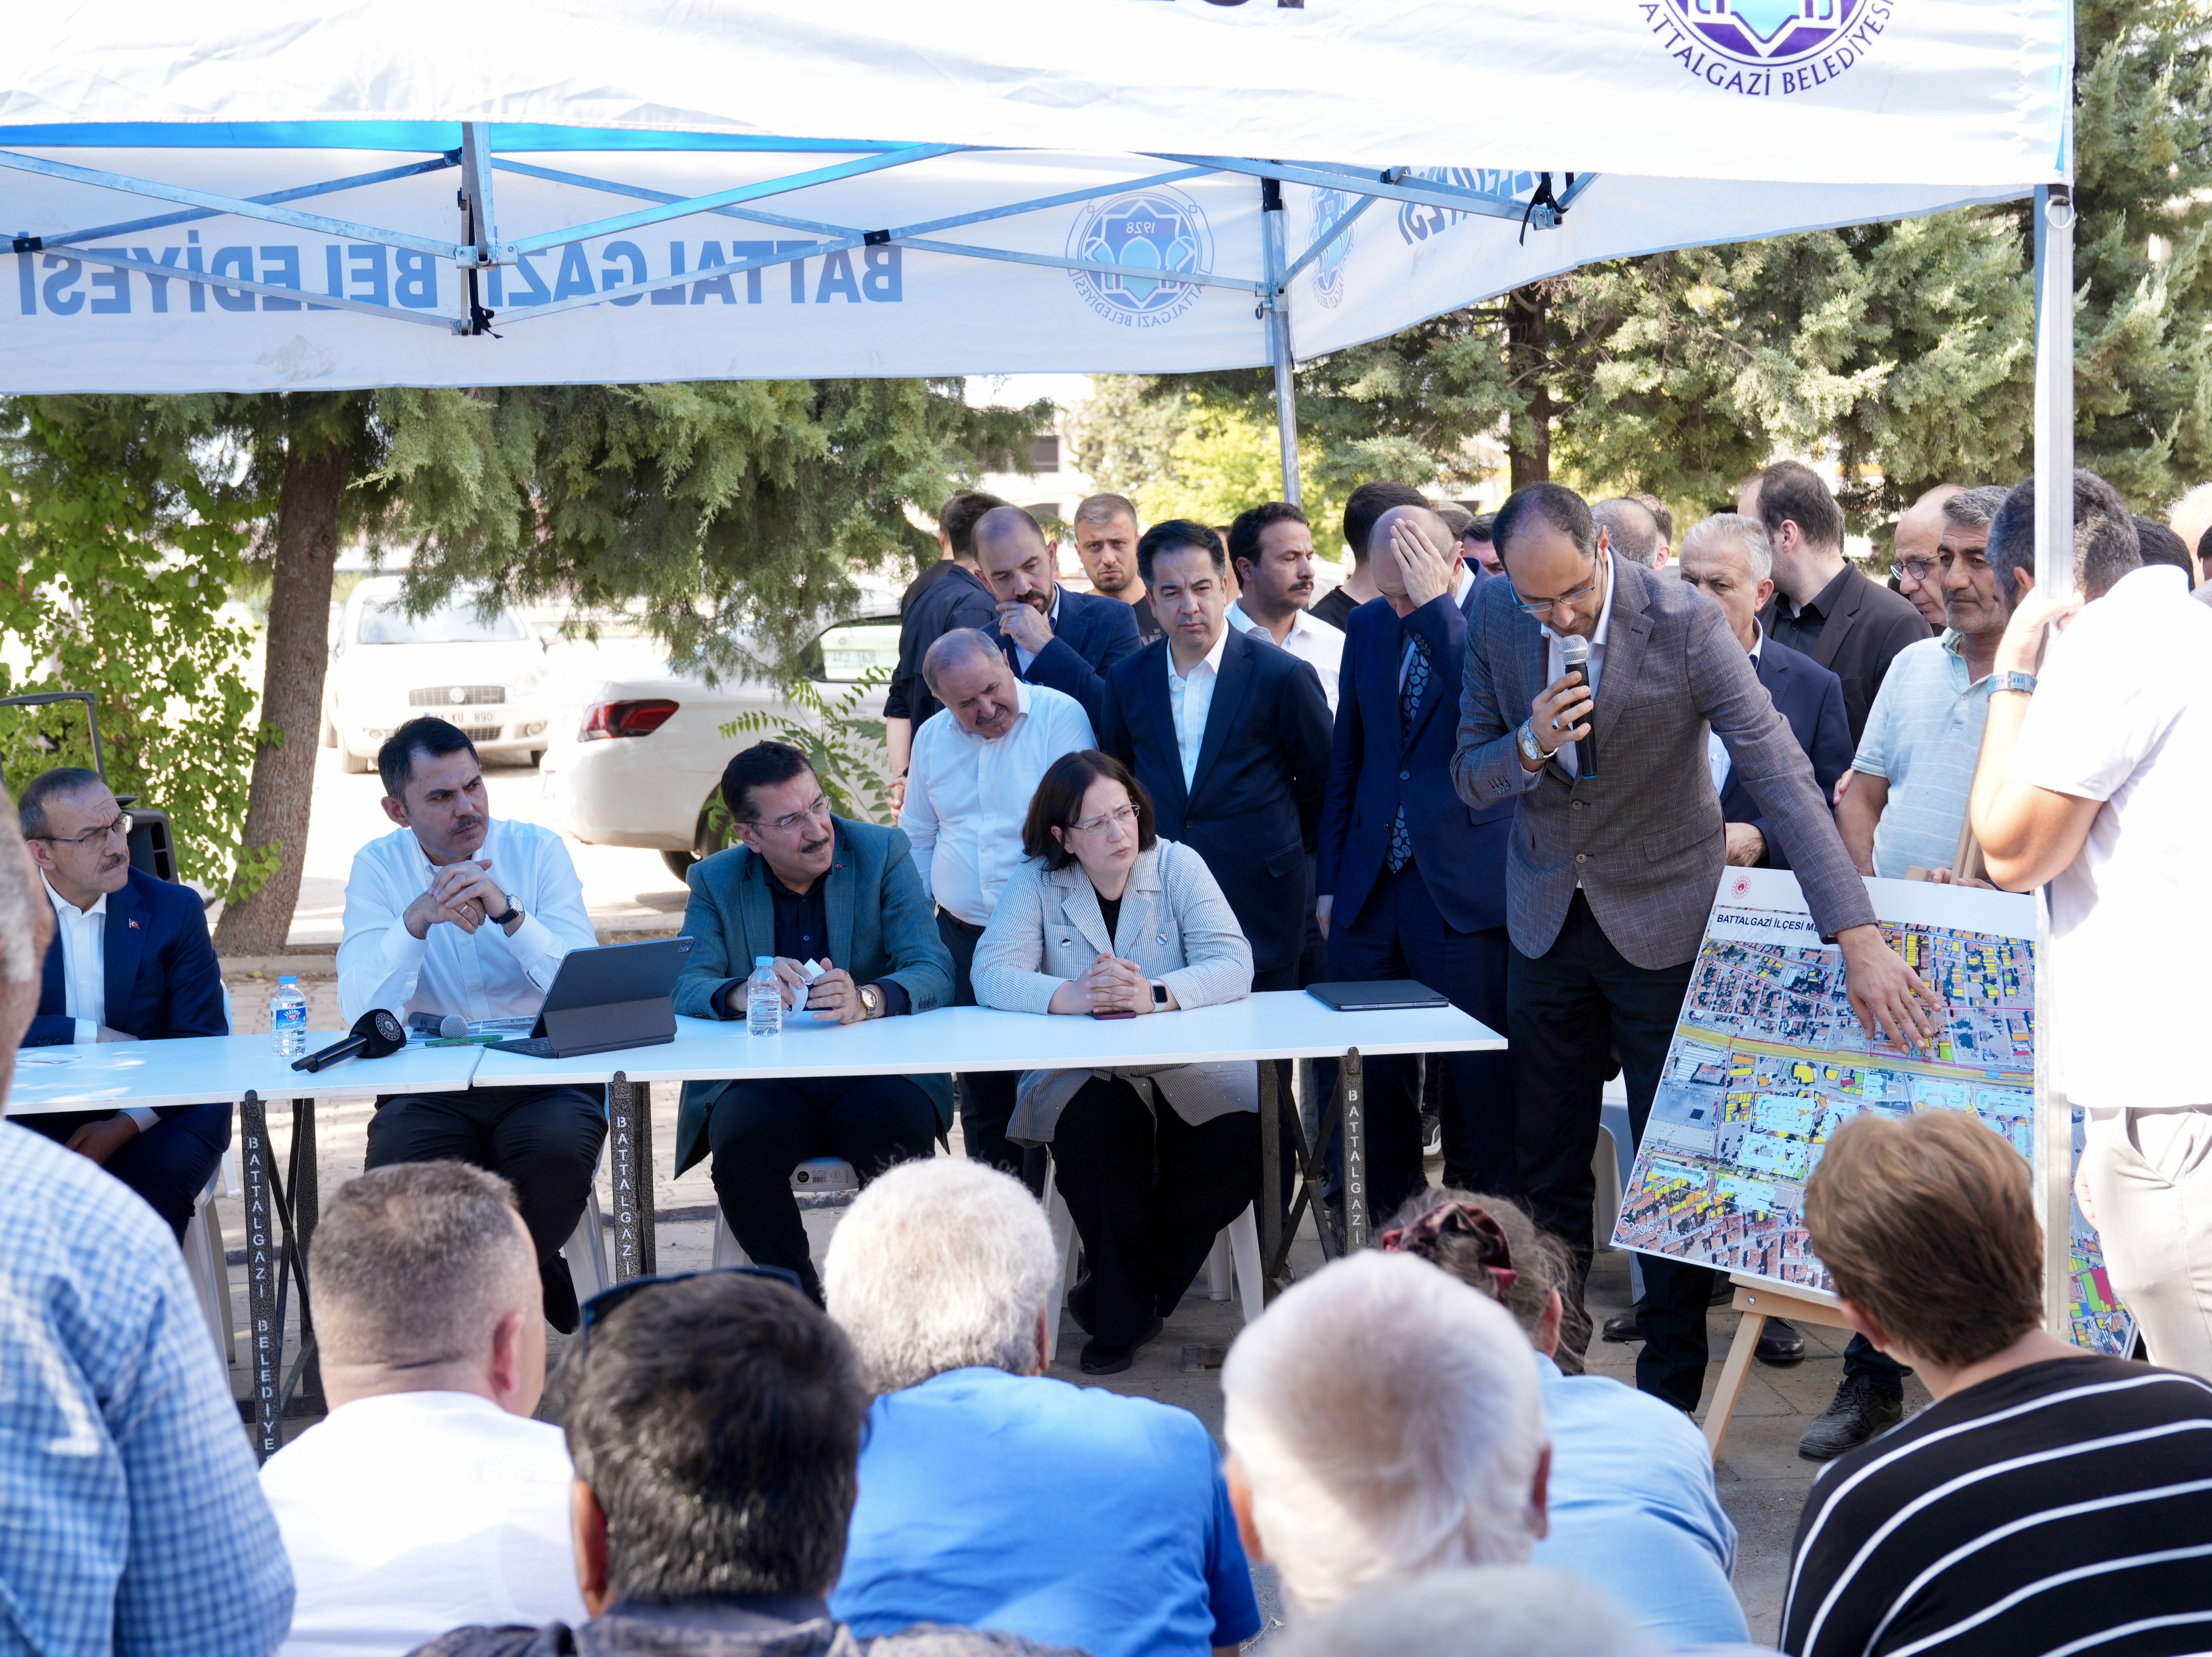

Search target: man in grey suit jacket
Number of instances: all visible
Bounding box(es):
[1453,484,1941,1411]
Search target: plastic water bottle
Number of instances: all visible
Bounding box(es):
[270,975,308,1058]
[747,956,783,1037]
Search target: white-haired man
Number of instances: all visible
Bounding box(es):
[1219,1250,1550,1613]
[824,1159,1260,1657]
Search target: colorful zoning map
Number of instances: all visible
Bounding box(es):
[1610,870,2133,1356]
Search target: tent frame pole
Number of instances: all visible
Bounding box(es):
[1261,177,1301,509]
[2031,180,2075,1342]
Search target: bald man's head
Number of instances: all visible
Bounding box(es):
[1370,505,1453,606]
[1893,484,1964,629]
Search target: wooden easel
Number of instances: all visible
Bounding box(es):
[1702,1274,1856,1461]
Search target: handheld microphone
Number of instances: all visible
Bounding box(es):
[294,1009,407,1073]
[1559,635,1597,780]
[407,1011,466,1040]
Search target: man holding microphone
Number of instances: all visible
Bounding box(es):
[1454,483,1941,1411]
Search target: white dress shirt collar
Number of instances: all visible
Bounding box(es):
[1167,625,1230,793]
[1230,599,1345,713]
[44,877,107,1045]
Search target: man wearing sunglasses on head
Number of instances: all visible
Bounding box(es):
[672,741,955,1303]
[17,767,232,1240]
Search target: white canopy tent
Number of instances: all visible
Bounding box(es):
[4,0,2083,1320]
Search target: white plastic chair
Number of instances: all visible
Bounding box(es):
[711,1157,862,1269]
[181,1163,235,1364]
[563,1176,613,1305]
[1594,1093,1642,1301]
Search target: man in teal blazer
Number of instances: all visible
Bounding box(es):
[674,741,955,1299]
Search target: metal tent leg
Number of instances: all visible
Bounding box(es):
[1261,176,1301,508]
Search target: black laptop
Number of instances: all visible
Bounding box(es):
[1306,980,1450,1012]
[488,936,696,1058]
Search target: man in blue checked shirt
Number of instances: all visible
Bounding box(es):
[0,798,293,1657]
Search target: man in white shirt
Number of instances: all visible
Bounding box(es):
[1971,472,2212,1376]
[16,767,232,1239]
[1226,502,1345,714]
[902,630,1094,1176]
[339,717,602,1330]
[262,1162,587,1656]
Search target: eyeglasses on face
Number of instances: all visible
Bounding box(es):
[1510,567,1603,619]
[573,1263,805,1363]
[1898,558,1938,582]
[32,810,134,848]
[1069,803,1140,837]
[746,795,832,834]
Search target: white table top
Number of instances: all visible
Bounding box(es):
[467,991,1504,1089]
[6,1030,487,1116]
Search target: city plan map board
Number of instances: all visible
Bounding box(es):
[1610,868,2132,1356]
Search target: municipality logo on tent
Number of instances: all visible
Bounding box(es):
[1642,0,1892,96]
[1308,187,1356,312]
[1067,189,1213,327]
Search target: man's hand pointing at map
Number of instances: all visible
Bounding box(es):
[1835,923,1943,1053]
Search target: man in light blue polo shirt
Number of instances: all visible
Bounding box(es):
[1838,486,2021,884]
[823,1159,1260,1657]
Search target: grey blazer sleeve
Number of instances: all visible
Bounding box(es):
[1693,606,1876,938]
[971,859,1065,1014]
[1453,602,1533,808]
[1154,842,1254,1009]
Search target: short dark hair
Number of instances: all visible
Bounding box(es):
[314,1162,527,1368]
[1988,470,2142,602]
[939,491,1009,560]
[1136,520,1224,587]
[1073,493,1139,532]
[2134,516,2195,588]
[564,1273,867,1603]
[1341,482,1428,566]
[1492,482,1597,565]
[1022,750,1157,870]
[1433,503,1473,541]
[378,717,479,801]
[17,767,105,841]
[1227,502,1309,577]
[973,503,1047,554]
[1754,461,1845,553]
[1462,512,1496,546]
[721,740,815,822]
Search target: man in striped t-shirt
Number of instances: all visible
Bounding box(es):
[1783,1110,2212,1657]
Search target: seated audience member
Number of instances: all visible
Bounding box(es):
[413,1271,1077,1657]
[341,716,603,1331]
[825,1159,1261,1657]
[673,741,954,1301]
[0,796,294,1657]
[901,629,1094,1181]
[1272,1568,1662,1657]
[262,1163,585,1657]
[1382,1189,1747,1647]
[971,750,1256,1373]
[18,767,232,1240]
[1219,1251,1547,1614]
[1781,1111,2212,1657]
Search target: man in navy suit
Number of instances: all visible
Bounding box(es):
[18,767,229,1240]
[1098,521,1332,990]
[1318,506,1516,1213]
[1678,513,1852,870]
[976,505,1143,730]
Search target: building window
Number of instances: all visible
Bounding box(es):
[1030,435,1061,472]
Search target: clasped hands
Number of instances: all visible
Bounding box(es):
[405,859,513,939]
[1049,952,1172,1017]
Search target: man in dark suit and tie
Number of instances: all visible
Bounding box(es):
[1318,505,1516,1213]
[1099,521,1332,990]
[1453,484,1943,1411]
[975,505,1143,730]
[18,767,229,1240]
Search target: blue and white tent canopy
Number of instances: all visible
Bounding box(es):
[0,0,2069,392]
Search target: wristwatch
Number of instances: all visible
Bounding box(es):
[1151,980,1169,1008]
[858,983,885,1019]
[486,894,522,926]
[1991,671,2038,696]
[1517,720,1548,765]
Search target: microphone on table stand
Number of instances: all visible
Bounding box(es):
[1560,634,1597,780]
[407,1011,466,1040]
[294,1009,407,1073]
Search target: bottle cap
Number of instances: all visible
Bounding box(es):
[755,956,775,967]
[278,975,298,985]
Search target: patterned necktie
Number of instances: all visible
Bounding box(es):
[1389,634,1431,873]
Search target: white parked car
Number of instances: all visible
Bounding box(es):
[323,578,557,773]
[540,614,902,879]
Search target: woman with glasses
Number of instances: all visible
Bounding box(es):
[971,749,1255,1374]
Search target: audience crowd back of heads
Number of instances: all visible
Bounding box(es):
[2133,515,2196,588]
[1986,468,2142,601]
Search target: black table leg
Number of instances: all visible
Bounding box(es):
[238,1091,281,1461]
[608,1073,656,1281]
[288,1098,322,1413]
[1259,1060,1281,1302]
[1342,1049,1369,1250]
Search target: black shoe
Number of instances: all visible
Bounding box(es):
[542,1257,581,1336]
[1710,1276,1735,1307]
[1602,1305,1643,1344]
[1079,1315,1164,1376]
[1798,1375,1904,1461]
[1756,1317,1807,1366]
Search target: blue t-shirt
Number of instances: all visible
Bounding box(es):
[1528,1355,1749,1647]
[832,1368,1260,1657]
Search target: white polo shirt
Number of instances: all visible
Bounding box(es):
[2011,563,2212,1110]
[1226,599,1344,713]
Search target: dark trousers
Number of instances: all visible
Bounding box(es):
[1510,891,1711,1412]
[1844,1332,1910,1391]
[939,910,1024,1179]
[1329,862,1516,1216]
[23,1101,231,1242]
[1053,1078,1261,1346]
[366,1084,607,1306]
[706,1073,936,1300]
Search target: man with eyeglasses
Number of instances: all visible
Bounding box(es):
[18,766,232,1239]
[1890,484,1961,632]
[1453,483,1943,1415]
[671,741,954,1302]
